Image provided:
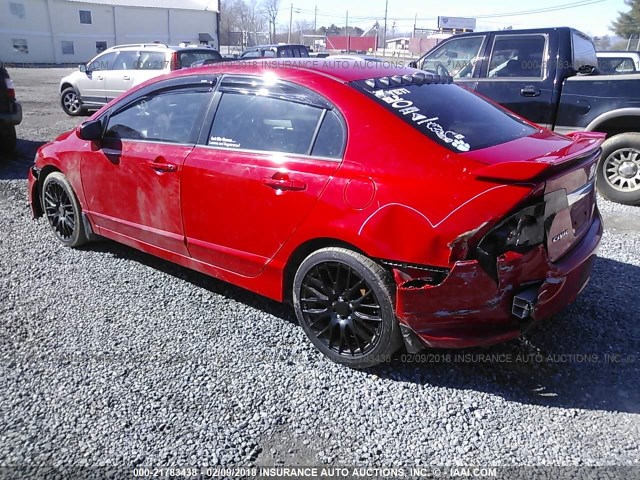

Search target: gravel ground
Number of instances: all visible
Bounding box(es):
[0,68,639,476]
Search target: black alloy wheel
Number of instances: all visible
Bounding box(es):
[293,247,401,368]
[41,172,88,247]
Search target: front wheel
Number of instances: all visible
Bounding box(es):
[0,125,16,155]
[293,247,402,368]
[41,172,88,247]
[60,87,84,116]
[597,133,640,206]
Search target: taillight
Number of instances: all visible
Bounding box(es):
[474,199,548,280]
[4,77,15,100]
[170,52,179,70]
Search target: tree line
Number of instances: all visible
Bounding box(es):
[220,0,367,48]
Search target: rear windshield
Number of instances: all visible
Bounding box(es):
[351,81,536,152]
[178,50,222,68]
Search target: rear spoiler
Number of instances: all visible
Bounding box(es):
[474,132,605,182]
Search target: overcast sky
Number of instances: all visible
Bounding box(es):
[273,0,629,38]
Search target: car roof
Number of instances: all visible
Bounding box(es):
[185,58,410,83]
[101,43,218,54]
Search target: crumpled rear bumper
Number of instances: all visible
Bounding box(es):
[395,211,602,349]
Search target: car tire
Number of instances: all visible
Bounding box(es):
[0,124,17,155]
[597,133,640,206]
[41,172,88,248]
[60,87,84,116]
[293,247,402,368]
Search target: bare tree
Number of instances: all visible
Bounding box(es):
[262,0,280,44]
[221,0,266,48]
[220,0,245,46]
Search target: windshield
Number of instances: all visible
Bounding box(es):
[351,80,537,152]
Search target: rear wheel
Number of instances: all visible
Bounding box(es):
[0,125,16,155]
[293,247,401,368]
[41,172,88,247]
[60,87,84,116]
[597,133,640,206]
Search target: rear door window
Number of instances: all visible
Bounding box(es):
[138,51,166,70]
[572,31,598,70]
[207,75,342,157]
[487,34,546,78]
[351,79,536,152]
[208,94,322,154]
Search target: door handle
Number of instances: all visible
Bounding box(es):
[262,173,306,191]
[97,75,104,80]
[520,86,541,97]
[145,158,177,173]
[123,75,131,80]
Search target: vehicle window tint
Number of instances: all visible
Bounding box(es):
[179,50,222,68]
[572,31,597,70]
[598,57,636,73]
[208,93,323,154]
[138,51,166,70]
[112,51,139,70]
[311,110,345,159]
[104,90,210,144]
[420,36,484,78]
[488,35,546,78]
[241,50,260,58]
[352,81,536,152]
[88,51,117,71]
[263,49,276,57]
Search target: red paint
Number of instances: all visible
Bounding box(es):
[29,60,604,350]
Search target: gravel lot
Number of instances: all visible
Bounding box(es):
[0,68,639,476]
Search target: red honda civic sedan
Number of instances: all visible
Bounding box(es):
[28,60,603,367]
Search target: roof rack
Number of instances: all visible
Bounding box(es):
[110,43,169,50]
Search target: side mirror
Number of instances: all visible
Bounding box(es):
[408,61,418,68]
[79,62,88,73]
[78,119,103,141]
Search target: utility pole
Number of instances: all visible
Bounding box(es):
[288,3,293,44]
[413,13,417,38]
[382,0,388,56]
[314,5,317,33]
[345,10,349,53]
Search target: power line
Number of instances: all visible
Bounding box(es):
[288,0,606,24]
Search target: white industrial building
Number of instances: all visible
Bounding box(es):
[0,0,220,64]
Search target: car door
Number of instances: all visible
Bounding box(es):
[181,75,345,277]
[80,79,216,255]
[77,51,117,104]
[475,33,554,126]
[417,35,488,91]
[104,50,139,102]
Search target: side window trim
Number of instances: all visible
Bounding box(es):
[480,33,549,81]
[308,109,328,156]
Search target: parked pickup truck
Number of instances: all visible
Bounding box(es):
[412,27,640,205]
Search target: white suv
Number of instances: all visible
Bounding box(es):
[59,43,222,116]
